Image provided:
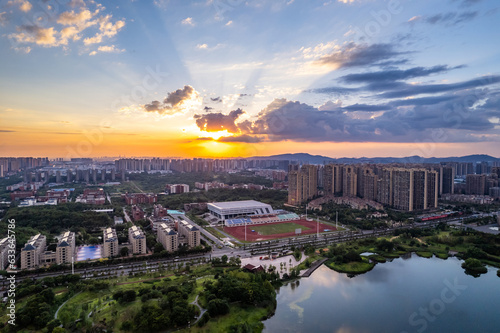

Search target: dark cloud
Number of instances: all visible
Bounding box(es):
[195,137,214,141]
[143,85,197,115]
[218,135,262,143]
[339,65,462,84]
[457,0,482,7]
[194,95,499,143]
[389,95,459,106]
[203,106,213,112]
[316,43,409,69]
[193,108,245,133]
[306,86,359,96]
[378,75,500,98]
[421,11,478,25]
[0,130,15,132]
[342,103,390,112]
[210,97,222,102]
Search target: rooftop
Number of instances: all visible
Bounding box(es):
[208,200,270,210]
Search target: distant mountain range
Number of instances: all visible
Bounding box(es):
[248,153,500,164]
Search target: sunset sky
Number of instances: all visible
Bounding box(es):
[1,0,499,159]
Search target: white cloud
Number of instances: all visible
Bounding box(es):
[181,17,195,26]
[89,44,125,55]
[0,12,7,26]
[225,20,233,26]
[408,15,422,23]
[68,0,86,7]
[14,46,31,53]
[9,26,58,46]
[6,1,125,53]
[153,0,169,9]
[57,9,94,26]
[299,41,339,60]
[7,0,32,12]
[195,43,224,51]
[83,15,125,45]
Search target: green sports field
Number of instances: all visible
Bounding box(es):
[250,222,311,235]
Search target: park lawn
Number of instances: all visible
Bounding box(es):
[368,254,387,263]
[435,252,449,259]
[295,254,321,272]
[326,257,376,274]
[183,304,269,333]
[57,291,108,325]
[95,299,143,332]
[251,223,311,236]
[416,251,433,258]
[188,276,215,303]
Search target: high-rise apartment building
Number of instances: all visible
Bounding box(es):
[103,228,119,258]
[426,170,439,209]
[439,166,455,195]
[178,220,200,248]
[21,234,46,270]
[361,168,378,201]
[157,223,178,253]
[392,168,414,211]
[56,231,75,264]
[466,174,487,195]
[377,168,393,206]
[288,164,318,205]
[128,226,147,254]
[342,166,357,197]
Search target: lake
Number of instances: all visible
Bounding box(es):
[263,254,500,333]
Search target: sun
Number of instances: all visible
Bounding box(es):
[200,130,233,140]
[200,140,235,157]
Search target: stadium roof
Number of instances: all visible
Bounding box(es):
[208,200,270,209]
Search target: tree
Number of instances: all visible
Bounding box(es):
[221,255,228,265]
[121,290,137,303]
[121,246,129,257]
[344,251,362,263]
[154,243,164,253]
[207,298,230,317]
[46,319,61,333]
[376,239,394,252]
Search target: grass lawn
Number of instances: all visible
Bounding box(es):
[183,304,269,333]
[416,251,433,258]
[251,223,311,236]
[435,252,449,259]
[326,257,376,274]
[368,254,387,263]
[209,226,229,240]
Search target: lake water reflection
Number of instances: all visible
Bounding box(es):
[263,254,500,333]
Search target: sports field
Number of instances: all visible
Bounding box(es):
[251,222,311,235]
[223,219,335,242]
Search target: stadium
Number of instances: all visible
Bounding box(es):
[208,200,336,242]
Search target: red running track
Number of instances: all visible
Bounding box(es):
[223,219,336,242]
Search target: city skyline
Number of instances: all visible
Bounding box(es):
[1,0,499,158]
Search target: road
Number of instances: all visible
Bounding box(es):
[123,207,133,224]
[10,216,473,283]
